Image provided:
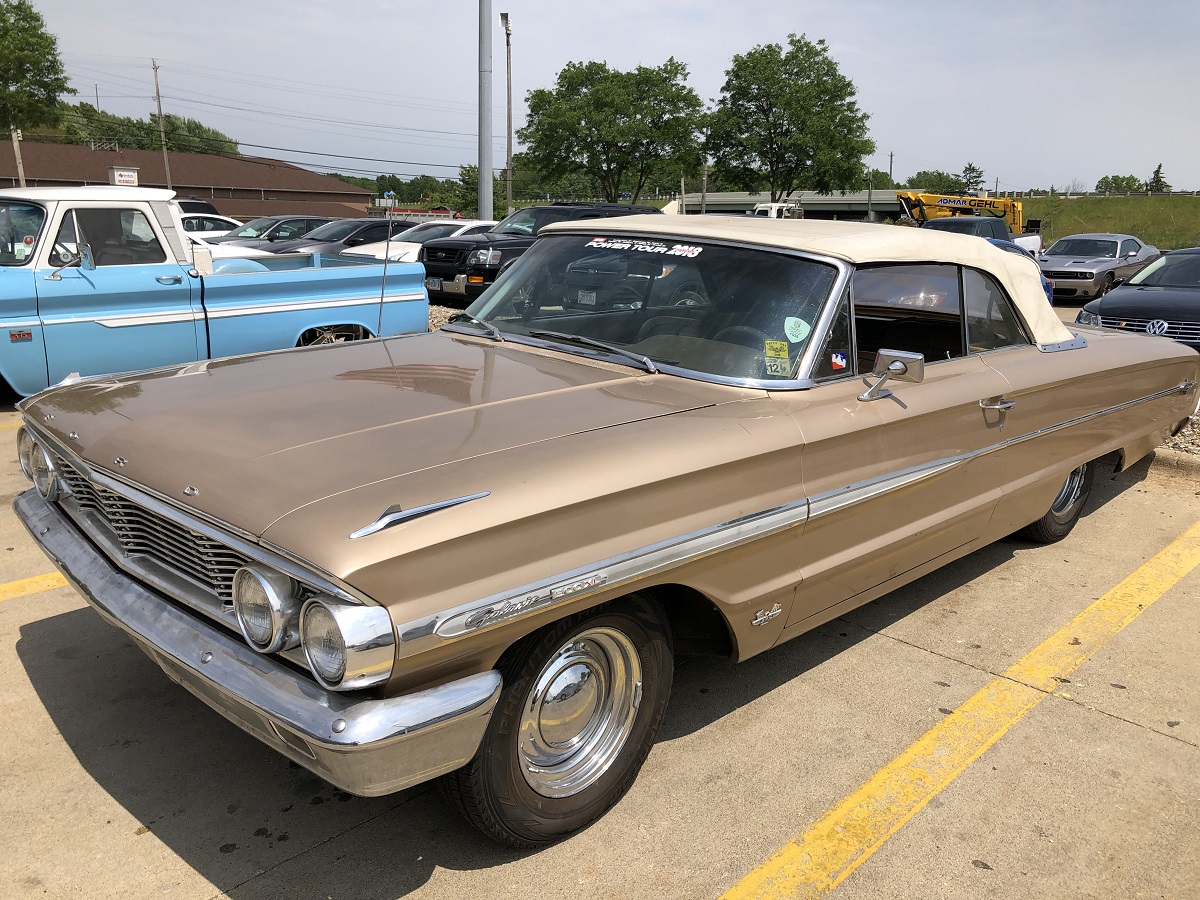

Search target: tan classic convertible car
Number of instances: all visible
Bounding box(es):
[15,217,1199,847]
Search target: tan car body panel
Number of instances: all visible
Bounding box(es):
[20,228,1200,699]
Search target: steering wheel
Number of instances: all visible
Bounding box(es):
[713,325,771,349]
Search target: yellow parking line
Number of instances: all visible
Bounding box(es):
[0,421,23,430]
[722,519,1200,900]
[0,572,69,603]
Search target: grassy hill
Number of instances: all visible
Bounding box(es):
[1018,195,1200,250]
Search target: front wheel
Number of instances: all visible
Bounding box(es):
[1020,461,1094,543]
[440,595,673,847]
[1096,274,1115,297]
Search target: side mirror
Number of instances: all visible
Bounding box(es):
[77,243,96,271]
[859,349,925,401]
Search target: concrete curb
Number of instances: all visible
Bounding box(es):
[1147,446,1200,481]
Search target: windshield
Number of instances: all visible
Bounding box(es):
[1127,253,1200,287]
[0,202,47,266]
[302,220,363,241]
[1046,238,1118,258]
[394,222,465,243]
[229,217,280,238]
[461,234,839,383]
[923,218,987,234]
[492,207,573,236]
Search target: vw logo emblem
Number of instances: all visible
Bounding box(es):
[435,252,445,259]
[1145,319,1170,336]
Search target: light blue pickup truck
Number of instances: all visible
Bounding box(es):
[0,186,428,396]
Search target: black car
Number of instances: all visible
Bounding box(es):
[266,217,419,255]
[1076,248,1200,350]
[207,215,335,249]
[419,203,662,303]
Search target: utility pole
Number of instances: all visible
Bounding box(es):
[94,83,100,111]
[700,160,707,214]
[152,59,172,190]
[501,12,513,215]
[888,151,894,183]
[680,176,686,215]
[477,0,493,220]
[866,172,873,221]
[10,129,25,188]
[994,176,999,197]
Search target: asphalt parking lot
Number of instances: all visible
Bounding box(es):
[2,376,1199,899]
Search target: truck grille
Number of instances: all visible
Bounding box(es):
[1099,317,1200,344]
[55,456,252,599]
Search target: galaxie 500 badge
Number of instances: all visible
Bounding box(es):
[439,572,610,636]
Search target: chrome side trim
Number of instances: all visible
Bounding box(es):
[205,292,425,320]
[425,496,813,644]
[1036,332,1088,352]
[808,457,969,520]
[349,492,490,539]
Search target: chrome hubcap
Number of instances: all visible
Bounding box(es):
[1051,464,1087,516]
[517,627,642,798]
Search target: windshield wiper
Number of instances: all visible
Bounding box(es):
[528,330,658,374]
[446,312,504,342]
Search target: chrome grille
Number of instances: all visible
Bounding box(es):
[55,456,252,599]
[1099,317,1200,343]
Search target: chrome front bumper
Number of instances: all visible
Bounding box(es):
[15,490,501,797]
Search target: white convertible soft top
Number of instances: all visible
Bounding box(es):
[546,215,1077,348]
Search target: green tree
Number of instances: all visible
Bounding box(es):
[961,162,985,193]
[0,0,74,134]
[1095,174,1142,194]
[905,169,965,193]
[707,34,874,202]
[54,103,238,154]
[1144,163,1170,193]
[449,165,505,218]
[864,168,895,190]
[520,58,703,204]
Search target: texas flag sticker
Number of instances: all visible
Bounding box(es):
[831,352,847,370]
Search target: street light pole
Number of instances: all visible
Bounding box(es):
[501,12,513,214]
[477,0,493,220]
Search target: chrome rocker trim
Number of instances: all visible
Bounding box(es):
[14,490,501,797]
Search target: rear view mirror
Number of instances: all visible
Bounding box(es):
[77,243,96,271]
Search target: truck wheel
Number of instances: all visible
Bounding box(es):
[440,594,673,847]
[1020,462,1094,543]
[296,324,369,346]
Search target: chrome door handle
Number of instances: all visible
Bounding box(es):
[156,275,183,285]
[979,398,1016,411]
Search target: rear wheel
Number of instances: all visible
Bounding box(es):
[440,594,673,847]
[296,324,369,346]
[1020,461,1095,543]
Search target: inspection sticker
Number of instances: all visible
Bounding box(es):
[765,340,789,358]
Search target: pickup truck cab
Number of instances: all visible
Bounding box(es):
[419,203,662,302]
[0,186,427,395]
[921,215,1043,254]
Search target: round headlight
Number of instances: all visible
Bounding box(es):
[17,427,35,482]
[232,566,300,653]
[27,438,59,501]
[301,600,347,685]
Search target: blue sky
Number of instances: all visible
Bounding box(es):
[32,0,1200,192]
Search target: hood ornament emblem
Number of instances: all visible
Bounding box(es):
[113,456,127,467]
[349,491,490,539]
[183,486,199,497]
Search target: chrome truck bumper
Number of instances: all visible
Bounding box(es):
[14,490,501,797]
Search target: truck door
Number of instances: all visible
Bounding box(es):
[35,205,204,385]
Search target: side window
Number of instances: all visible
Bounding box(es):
[466,224,493,235]
[1119,239,1140,257]
[359,224,389,243]
[74,208,167,266]
[811,287,853,380]
[276,221,307,239]
[851,264,963,370]
[963,269,1030,352]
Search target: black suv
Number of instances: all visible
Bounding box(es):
[419,203,661,302]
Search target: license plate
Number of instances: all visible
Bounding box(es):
[578,290,596,306]
[425,277,442,291]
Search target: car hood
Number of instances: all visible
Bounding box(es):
[1088,285,1200,319]
[25,332,735,536]
[1039,255,1117,269]
[423,231,532,251]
